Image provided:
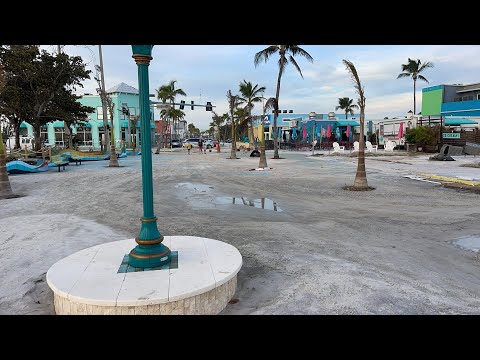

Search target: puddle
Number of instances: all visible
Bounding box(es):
[453,236,480,253]
[215,197,282,212]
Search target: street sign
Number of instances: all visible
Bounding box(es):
[442,133,460,139]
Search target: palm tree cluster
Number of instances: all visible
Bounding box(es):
[155,80,186,152]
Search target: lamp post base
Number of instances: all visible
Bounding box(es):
[128,243,171,268]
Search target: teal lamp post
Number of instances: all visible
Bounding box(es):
[128,45,171,268]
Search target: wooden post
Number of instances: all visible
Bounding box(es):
[49,147,52,160]
[24,145,27,158]
[41,147,45,162]
[440,116,443,148]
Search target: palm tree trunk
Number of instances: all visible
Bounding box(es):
[345,111,348,120]
[413,78,416,115]
[258,116,268,168]
[0,131,14,199]
[353,108,368,189]
[250,118,257,150]
[230,116,236,159]
[273,57,284,159]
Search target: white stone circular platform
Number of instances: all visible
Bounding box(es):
[46,236,242,315]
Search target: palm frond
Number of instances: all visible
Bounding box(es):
[254,46,279,67]
[417,74,429,83]
[264,97,277,114]
[286,45,314,63]
[343,59,365,108]
[397,72,411,79]
[418,61,434,72]
[288,55,304,78]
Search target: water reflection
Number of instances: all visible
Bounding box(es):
[216,197,282,212]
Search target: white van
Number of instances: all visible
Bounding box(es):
[5,136,35,151]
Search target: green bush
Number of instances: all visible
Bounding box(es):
[405,126,437,145]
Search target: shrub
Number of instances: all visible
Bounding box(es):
[405,126,437,145]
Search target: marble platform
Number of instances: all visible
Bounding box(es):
[46,236,242,315]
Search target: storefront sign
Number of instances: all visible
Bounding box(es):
[442,133,460,139]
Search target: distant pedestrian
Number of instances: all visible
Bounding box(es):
[198,138,203,153]
[187,142,192,154]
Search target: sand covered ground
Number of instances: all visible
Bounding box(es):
[1,147,479,314]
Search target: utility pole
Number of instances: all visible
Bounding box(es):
[98,45,110,152]
[57,45,72,148]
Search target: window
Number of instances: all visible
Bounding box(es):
[477,94,480,100]
[76,127,92,145]
[54,127,65,146]
[97,106,104,119]
[40,126,48,143]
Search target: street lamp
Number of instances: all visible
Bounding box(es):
[128,45,171,268]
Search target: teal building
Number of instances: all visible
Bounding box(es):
[19,82,156,149]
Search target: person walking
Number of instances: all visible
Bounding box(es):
[198,138,203,154]
[187,142,192,155]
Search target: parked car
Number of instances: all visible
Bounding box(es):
[183,138,200,148]
[171,139,182,148]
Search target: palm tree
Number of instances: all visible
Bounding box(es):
[343,59,369,190]
[397,58,434,115]
[226,90,241,159]
[238,80,266,150]
[234,106,250,147]
[156,80,187,140]
[259,97,280,169]
[335,97,358,120]
[254,45,313,159]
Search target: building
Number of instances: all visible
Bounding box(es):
[251,111,361,143]
[422,83,480,118]
[17,82,156,149]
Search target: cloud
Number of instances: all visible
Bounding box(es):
[37,44,480,130]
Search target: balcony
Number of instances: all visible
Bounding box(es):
[441,99,480,117]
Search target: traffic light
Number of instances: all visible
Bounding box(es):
[180,100,185,110]
[191,101,194,110]
[206,101,212,111]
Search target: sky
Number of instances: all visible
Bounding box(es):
[42,45,480,130]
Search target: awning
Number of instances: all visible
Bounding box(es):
[77,121,92,128]
[444,117,478,126]
[20,122,28,128]
[336,120,360,126]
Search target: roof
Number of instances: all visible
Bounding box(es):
[106,82,139,94]
[444,117,478,125]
